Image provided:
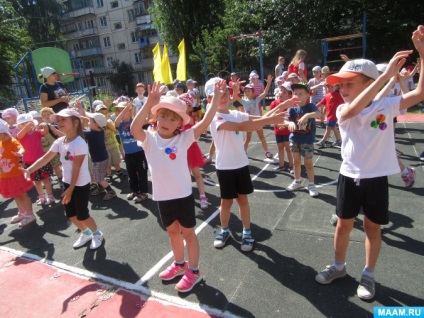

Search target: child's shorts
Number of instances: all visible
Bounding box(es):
[25,163,53,181]
[0,175,33,199]
[217,166,253,199]
[92,159,108,183]
[290,143,314,159]
[326,120,337,128]
[115,134,122,145]
[275,134,289,143]
[107,147,121,166]
[336,174,389,225]
[63,183,90,221]
[157,194,196,228]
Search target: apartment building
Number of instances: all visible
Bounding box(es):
[60,0,176,91]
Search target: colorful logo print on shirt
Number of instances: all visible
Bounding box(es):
[164,147,178,160]
[64,151,74,161]
[370,114,387,130]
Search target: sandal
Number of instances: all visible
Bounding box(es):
[134,193,148,203]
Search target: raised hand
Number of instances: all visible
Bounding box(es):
[384,50,413,79]
[412,25,424,55]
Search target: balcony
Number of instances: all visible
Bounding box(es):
[136,14,152,25]
[73,47,103,58]
[62,6,95,20]
[65,27,98,40]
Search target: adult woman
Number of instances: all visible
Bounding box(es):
[39,67,69,113]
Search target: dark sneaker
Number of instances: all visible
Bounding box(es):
[273,165,285,172]
[315,265,347,284]
[331,140,342,148]
[117,170,127,178]
[213,231,230,248]
[241,234,255,252]
[315,140,325,148]
[419,150,424,161]
[357,275,375,300]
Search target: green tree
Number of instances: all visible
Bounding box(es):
[150,0,225,81]
[12,0,65,49]
[109,60,135,95]
[0,0,32,101]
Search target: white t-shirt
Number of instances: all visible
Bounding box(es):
[210,110,249,170]
[140,129,195,201]
[336,96,401,179]
[50,136,91,186]
[275,64,284,77]
[134,96,147,114]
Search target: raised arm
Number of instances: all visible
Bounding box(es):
[258,75,273,100]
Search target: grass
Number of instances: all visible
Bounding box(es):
[407,103,424,114]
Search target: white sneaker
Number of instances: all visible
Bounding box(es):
[11,212,25,224]
[73,232,92,248]
[200,197,208,209]
[90,231,104,250]
[286,179,303,191]
[308,184,319,197]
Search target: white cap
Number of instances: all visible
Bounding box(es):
[376,63,388,73]
[205,77,222,96]
[17,113,38,126]
[312,66,322,72]
[86,112,107,128]
[41,66,56,78]
[327,59,379,85]
[28,110,42,118]
[0,119,11,136]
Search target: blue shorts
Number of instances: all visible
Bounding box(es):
[326,120,337,128]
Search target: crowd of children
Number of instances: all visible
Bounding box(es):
[1,26,423,297]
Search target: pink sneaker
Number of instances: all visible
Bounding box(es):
[401,167,416,189]
[11,212,25,224]
[159,261,188,281]
[18,214,36,228]
[175,269,202,293]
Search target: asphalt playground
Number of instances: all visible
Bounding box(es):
[0,121,423,317]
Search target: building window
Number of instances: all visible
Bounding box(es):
[135,52,142,63]
[110,1,118,9]
[73,43,80,51]
[130,32,137,43]
[117,43,126,50]
[134,2,146,15]
[128,9,135,22]
[103,37,111,48]
[106,57,113,67]
[99,16,107,27]
[114,22,122,30]
[96,0,103,7]
[84,20,94,29]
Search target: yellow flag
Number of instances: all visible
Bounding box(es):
[176,38,186,81]
[152,43,163,83]
[161,43,173,85]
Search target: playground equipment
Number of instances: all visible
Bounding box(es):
[13,47,93,113]
[321,13,367,66]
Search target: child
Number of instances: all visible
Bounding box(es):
[288,49,308,82]
[2,108,20,138]
[269,83,294,172]
[209,77,297,252]
[115,102,149,203]
[22,109,104,249]
[39,108,64,182]
[0,119,35,227]
[130,81,226,293]
[179,93,209,209]
[133,83,147,115]
[233,74,274,158]
[285,82,321,197]
[315,82,344,148]
[315,25,424,300]
[94,103,126,182]
[308,66,326,126]
[16,113,55,205]
[82,110,117,201]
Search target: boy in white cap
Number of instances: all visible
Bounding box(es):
[315,25,424,300]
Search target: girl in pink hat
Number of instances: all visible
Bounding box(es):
[131,80,226,293]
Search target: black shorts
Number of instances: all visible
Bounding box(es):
[336,174,389,225]
[115,134,122,145]
[275,134,289,143]
[217,166,254,199]
[157,194,196,228]
[63,183,90,221]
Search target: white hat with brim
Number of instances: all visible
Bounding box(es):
[151,97,190,126]
[205,77,222,97]
[50,109,81,122]
[326,59,379,85]
[280,82,293,92]
[28,110,42,119]
[86,112,107,128]
[41,67,56,79]
[2,108,19,118]
[17,113,38,126]
[95,104,108,112]
[0,119,11,136]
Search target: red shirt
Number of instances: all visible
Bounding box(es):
[229,80,243,98]
[288,62,307,80]
[318,91,344,122]
[269,100,290,136]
